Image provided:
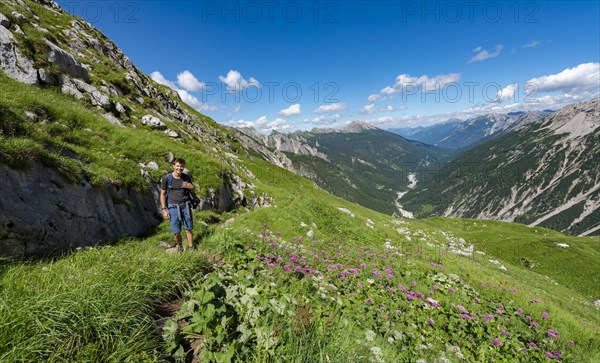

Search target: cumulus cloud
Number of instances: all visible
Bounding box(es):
[496,83,518,102]
[219,70,260,92]
[378,72,461,96]
[521,39,540,48]
[468,44,503,63]
[151,71,178,90]
[278,103,302,117]
[150,71,216,112]
[313,103,347,113]
[177,70,205,91]
[360,104,395,114]
[368,94,382,102]
[526,62,600,94]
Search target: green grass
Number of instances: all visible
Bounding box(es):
[0,232,210,362]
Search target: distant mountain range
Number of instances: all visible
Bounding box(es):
[234,122,451,215]
[389,110,554,149]
[237,102,599,236]
[402,98,600,236]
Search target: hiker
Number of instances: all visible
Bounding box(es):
[160,157,195,251]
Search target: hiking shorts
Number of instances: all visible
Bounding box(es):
[167,204,193,234]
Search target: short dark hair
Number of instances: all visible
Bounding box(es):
[172,157,186,166]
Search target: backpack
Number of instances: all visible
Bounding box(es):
[166,173,201,209]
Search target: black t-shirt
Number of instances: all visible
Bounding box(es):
[161,174,191,205]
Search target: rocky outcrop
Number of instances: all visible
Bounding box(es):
[45,39,89,80]
[0,23,38,85]
[0,162,161,258]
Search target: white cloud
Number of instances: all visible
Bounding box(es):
[177,89,217,112]
[151,71,216,112]
[526,62,600,94]
[368,94,381,102]
[496,83,518,102]
[468,44,503,63]
[378,72,461,95]
[521,39,540,48]
[360,104,395,114]
[151,71,177,90]
[278,103,302,117]
[177,70,205,91]
[219,70,260,92]
[313,103,347,113]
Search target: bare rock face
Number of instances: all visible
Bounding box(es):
[0,24,38,85]
[0,162,161,259]
[46,40,89,80]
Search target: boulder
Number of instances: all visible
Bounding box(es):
[141,115,167,129]
[0,25,38,85]
[164,129,180,138]
[0,13,10,28]
[38,68,58,85]
[46,40,89,80]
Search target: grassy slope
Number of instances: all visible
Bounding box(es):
[1,79,598,360]
[0,1,598,360]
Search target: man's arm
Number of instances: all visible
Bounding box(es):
[160,188,169,219]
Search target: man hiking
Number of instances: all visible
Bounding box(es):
[160,158,195,251]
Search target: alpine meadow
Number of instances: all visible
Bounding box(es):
[0,1,599,363]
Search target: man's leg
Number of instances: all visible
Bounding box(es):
[185,229,194,249]
[174,233,183,250]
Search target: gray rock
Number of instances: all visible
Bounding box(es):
[11,11,25,22]
[60,75,84,99]
[164,129,180,138]
[141,115,167,129]
[0,161,161,259]
[146,161,159,170]
[0,25,38,85]
[46,40,89,80]
[71,78,111,109]
[102,113,124,127]
[0,13,10,28]
[38,68,58,85]
[115,102,126,114]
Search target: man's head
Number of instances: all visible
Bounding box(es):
[172,157,186,166]
[172,158,186,177]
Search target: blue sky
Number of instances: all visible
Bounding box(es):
[56,0,600,133]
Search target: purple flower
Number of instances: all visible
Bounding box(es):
[545,352,555,359]
[448,287,456,294]
[496,309,504,315]
[554,350,563,359]
[283,264,293,270]
[262,223,269,228]
[433,284,439,290]
[396,309,402,315]
[501,329,509,336]
[427,318,434,326]
[547,329,559,339]
[528,342,538,348]
[459,314,470,320]
[457,305,469,314]
[516,308,523,313]
[492,338,502,346]
[541,311,549,319]
[411,280,417,287]
[386,273,395,279]
[366,298,373,304]
[569,340,575,346]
